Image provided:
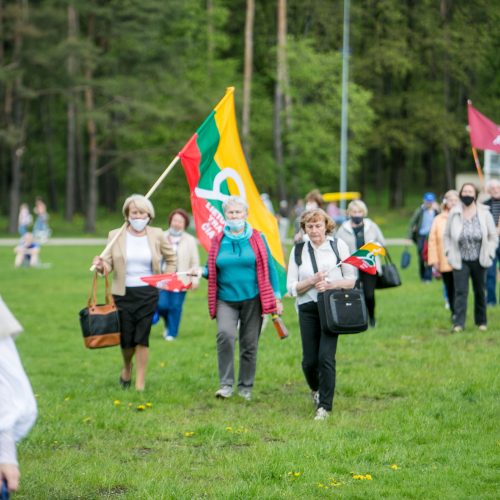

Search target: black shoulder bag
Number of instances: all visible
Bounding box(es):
[305,240,368,335]
[376,249,402,289]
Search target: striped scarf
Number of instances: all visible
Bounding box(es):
[207,229,276,319]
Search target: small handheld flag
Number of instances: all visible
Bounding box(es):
[342,242,386,275]
[140,273,192,292]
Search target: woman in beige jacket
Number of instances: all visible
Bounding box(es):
[157,209,200,341]
[427,190,459,316]
[92,194,176,391]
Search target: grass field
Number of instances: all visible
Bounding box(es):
[1,243,498,499]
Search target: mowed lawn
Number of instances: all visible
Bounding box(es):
[0,244,498,499]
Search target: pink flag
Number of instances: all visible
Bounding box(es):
[140,273,192,292]
[467,101,500,152]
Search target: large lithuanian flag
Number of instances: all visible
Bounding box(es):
[178,87,286,295]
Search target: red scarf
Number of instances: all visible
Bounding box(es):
[207,229,277,319]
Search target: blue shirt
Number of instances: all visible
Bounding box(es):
[204,224,281,302]
[419,208,435,236]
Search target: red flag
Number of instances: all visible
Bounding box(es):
[140,273,192,292]
[467,101,500,152]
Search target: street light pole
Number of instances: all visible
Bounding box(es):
[339,0,350,211]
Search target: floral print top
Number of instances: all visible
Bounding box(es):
[458,215,482,261]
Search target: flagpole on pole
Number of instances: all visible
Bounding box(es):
[89,155,181,271]
[471,147,484,184]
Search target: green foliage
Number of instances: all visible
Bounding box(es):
[0,238,498,498]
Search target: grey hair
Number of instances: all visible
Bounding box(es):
[122,194,155,219]
[486,178,500,192]
[222,195,248,213]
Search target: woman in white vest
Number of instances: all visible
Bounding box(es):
[335,200,386,327]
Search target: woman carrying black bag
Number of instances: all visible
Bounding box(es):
[287,209,356,421]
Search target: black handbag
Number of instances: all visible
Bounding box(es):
[307,242,368,335]
[79,272,121,349]
[376,250,402,289]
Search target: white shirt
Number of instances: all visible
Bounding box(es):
[286,237,356,305]
[0,336,37,466]
[125,233,153,287]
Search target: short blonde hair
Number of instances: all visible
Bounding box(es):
[347,200,368,217]
[122,194,155,219]
[300,208,335,234]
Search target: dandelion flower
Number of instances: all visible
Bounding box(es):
[225,427,233,432]
[390,464,399,470]
[146,402,153,408]
[184,431,195,437]
[366,474,372,480]
[113,400,121,406]
[137,405,146,411]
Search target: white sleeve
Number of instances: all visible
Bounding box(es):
[0,337,38,465]
[286,247,300,297]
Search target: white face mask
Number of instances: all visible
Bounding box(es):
[128,217,149,232]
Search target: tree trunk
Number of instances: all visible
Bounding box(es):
[242,0,254,160]
[274,0,287,201]
[40,97,58,211]
[84,15,98,233]
[389,148,405,208]
[65,3,78,220]
[7,0,27,233]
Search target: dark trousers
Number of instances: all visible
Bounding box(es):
[452,260,487,328]
[485,246,500,305]
[441,271,455,315]
[359,272,377,321]
[417,235,432,281]
[298,301,339,412]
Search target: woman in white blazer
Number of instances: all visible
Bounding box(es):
[335,200,386,327]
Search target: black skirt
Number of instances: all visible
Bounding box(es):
[114,286,159,348]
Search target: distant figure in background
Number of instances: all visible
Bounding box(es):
[483,179,500,306]
[408,192,439,282]
[157,209,199,341]
[0,296,38,495]
[427,190,460,318]
[33,197,51,243]
[14,232,40,268]
[326,201,345,225]
[336,200,386,327]
[17,204,32,237]
[260,193,275,215]
[444,183,498,333]
[277,200,290,243]
[294,190,325,242]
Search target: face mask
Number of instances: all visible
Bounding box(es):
[128,217,149,232]
[460,195,475,207]
[226,219,245,232]
[305,202,318,211]
[169,228,183,237]
[351,216,363,225]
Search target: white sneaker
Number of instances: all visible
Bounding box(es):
[215,386,233,399]
[311,391,320,406]
[165,335,175,341]
[238,388,252,401]
[314,407,329,421]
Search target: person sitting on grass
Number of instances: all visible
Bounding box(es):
[14,232,40,268]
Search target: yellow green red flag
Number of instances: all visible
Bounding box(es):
[178,87,286,294]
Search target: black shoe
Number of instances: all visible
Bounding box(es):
[119,376,131,389]
[369,317,376,328]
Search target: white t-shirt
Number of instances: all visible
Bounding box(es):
[125,233,153,287]
[286,237,356,305]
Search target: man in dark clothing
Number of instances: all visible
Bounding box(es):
[484,179,500,305]
[408,192,439,282]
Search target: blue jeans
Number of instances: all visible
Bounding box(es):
[485,246,500,305]
[157,291,187,338]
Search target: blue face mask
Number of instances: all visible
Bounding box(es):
[169,228,183,237]
[226,219,245,232]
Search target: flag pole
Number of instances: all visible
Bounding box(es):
[89,155,180,271]
[471,147,484,184]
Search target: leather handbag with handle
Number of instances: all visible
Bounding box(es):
[376,250,402,289]
[79,271,121,349]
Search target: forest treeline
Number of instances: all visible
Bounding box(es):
[1,0,499,232]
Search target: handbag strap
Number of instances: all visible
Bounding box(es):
[87,271,115,307]
[383,248,394,265]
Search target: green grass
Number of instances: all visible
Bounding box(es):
[1,244,498,499]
